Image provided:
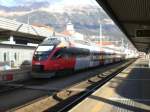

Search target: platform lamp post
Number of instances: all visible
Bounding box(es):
[98,6,103,46]
[27,15,30,34]
[99,21,102,46]
[89,0,103,46]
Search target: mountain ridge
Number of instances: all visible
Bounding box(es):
[0,2,123,40]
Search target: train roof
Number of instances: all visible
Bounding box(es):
[44,36,125,54]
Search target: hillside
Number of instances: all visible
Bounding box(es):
[0,1,124,41]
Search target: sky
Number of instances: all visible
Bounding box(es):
[0,0,45,6]
[0,0,99,7]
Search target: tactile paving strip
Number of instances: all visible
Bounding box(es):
[110,97,150,112]
[111,98,135,112]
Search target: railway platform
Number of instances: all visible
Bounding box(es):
[69,58,150,112]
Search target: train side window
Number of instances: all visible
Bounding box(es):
[14,53,17,61]
[52,50,63,60]
[4,52,6,62]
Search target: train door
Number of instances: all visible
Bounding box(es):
[50,49,66,70]
[64,52,75,69]
[58,48,75,70]
[75,49,90,70]
[50,48,75,71]
[100,51,104,65]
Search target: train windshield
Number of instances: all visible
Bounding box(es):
[33,46,54,61]
[41,37,65,45]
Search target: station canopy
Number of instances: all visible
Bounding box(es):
[0,17,53,43]
[97,0,150,53]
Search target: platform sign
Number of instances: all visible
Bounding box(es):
[136,29,150,37]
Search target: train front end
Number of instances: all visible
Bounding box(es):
[31,37,65,78]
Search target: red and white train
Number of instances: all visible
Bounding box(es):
[31,36,125,78]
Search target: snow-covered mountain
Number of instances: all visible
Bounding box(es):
[0,0,99,15]
[0,0,123,40]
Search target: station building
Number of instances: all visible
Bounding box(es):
[0,17,54,70]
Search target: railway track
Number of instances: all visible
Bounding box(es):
[0,59,135,112]
[55,59,135,112]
